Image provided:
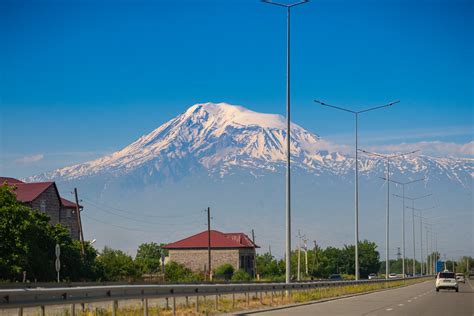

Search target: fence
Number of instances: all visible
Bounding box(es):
[0,277,424,315]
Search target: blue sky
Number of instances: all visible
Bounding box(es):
[1,0,473,177]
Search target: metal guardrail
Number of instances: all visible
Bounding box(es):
[0,277,424,312]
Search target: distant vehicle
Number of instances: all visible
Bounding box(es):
[388,273,398,279]
[455,273,465,283]
[436,272,458,292]
[329,274,343,281]
[368,273,377,280]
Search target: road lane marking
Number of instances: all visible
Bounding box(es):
[407,300,412,302]
[398,304,404,306]
[386,308,393,311]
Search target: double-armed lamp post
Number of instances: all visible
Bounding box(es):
[359,149,418,279]
[382,178,425,278]
[313,100,399,280]
[394,194,432,275]
[262,0,309,284]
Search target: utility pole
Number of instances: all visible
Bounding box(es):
[315,99,398,280]
[304,239,308,276]
[252,229,257,279]
[297,230,301,281]
[312,240,318,274]
[74,188,85,257]
[207,207,211,281]
[269,245,272,257]
[263,0,309,285]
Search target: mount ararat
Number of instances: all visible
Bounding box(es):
[28,103,473,257]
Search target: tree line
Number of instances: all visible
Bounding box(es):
[2,184,471,283]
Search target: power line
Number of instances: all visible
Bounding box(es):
[79,195,202,219]
[81,213,156,233]
[81,200,201,226]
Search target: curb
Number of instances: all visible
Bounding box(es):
[223,280,430,315]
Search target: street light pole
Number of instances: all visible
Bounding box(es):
[263,0,309,285]
[360,149,418,279]
[406,205,435,275]
[382,178,425,278]
[314,99,399,280]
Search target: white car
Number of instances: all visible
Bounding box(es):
[368,273,377,280]
[436,272,458,292]
[455,273,465,283]
[388,273,398,279]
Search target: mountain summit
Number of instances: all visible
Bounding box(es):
[31,102,350,182]
[30,102,472,187]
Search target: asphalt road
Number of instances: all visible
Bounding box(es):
[247,279,474,316]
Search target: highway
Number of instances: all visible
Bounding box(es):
[247,279,474,315]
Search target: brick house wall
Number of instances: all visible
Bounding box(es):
[30,185,61,225]
[60,207,80,240]
[169,248,256,275]
[29,185,80,240]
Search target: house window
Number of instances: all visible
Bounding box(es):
[40,200,46,212]
[66,209,72,218]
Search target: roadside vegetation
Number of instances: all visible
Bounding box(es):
[2,183,473,284]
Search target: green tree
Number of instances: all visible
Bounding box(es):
[135,242,162,275]
[0,184,102,281]
[256,252,283,280]
[341,240,380,278]
[98,247,139,281]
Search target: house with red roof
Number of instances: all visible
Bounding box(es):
[162,230,259,276]
[1,177,82,240]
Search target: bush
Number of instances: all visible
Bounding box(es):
[98,247,139,281]
[231,269,251,281]
[165,261,204,283]
[214,264,234,280]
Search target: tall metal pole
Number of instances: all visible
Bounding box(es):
[207,207,211,280]
[285,5,292,285]
[412,200,416,275]
[420,215,423,275]
[263,0,309,285]
[386,158,390,279]
[355,113,359,280]
[402,184,405,277]
[360,149,417,279]
[315,100,399,280]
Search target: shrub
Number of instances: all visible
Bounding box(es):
[231,269,251,281]
[214,264,234,280]
[165,261,204,283]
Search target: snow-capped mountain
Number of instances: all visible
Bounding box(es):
[26,102,473,258]
[30,102,472,187]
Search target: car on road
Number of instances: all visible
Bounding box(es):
[436,272,458,292]
[388,273,398,279]
[368,273,377,280]
[455,273,465,283]
[329,274,343,281]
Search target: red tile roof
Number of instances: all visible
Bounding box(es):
[162,230,258,249]
[61,197,80,209]
[1,177,81,208]
[13,182,55,202]
[0,177,24,185]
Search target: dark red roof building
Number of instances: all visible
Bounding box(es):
[164,230,258,277]
[1,177,82,240]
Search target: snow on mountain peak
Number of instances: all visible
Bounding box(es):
[27,102,472,188]
[184,102,289,130]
